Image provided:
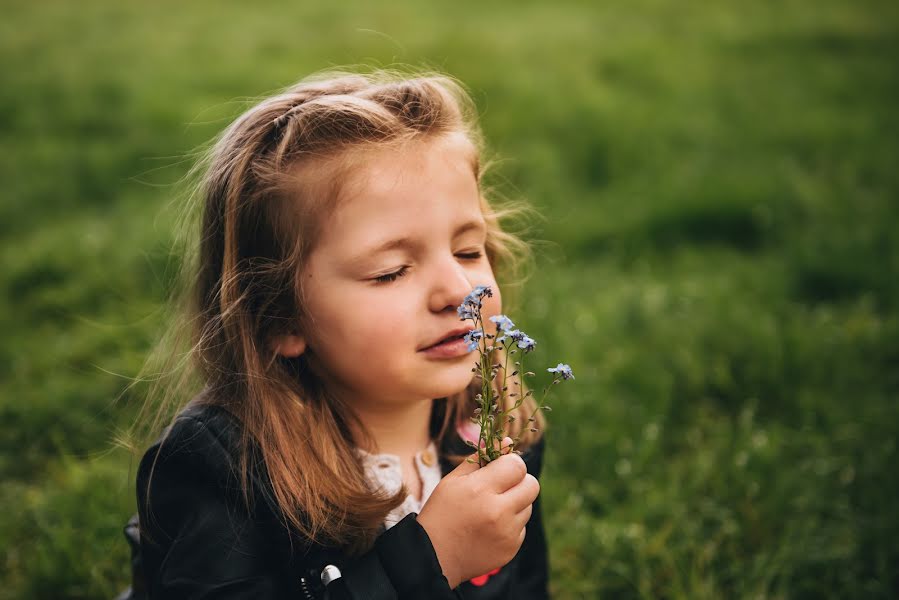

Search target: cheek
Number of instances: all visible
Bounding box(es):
[312,290,414,360]
[480,282,504,330]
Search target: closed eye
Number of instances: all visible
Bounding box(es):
[456,251,483,260]
[374,266,409,284]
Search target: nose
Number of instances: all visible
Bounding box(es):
[427,256,474,314]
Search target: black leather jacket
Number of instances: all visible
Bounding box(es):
[133,401,549,599]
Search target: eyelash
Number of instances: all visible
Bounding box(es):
[373,251,483,284]
[375,267,409,284]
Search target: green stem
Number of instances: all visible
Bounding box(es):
[522,374,558,434]
[474,310,494,465]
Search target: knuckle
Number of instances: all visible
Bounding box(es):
[509,455,527,478]
[486,505,503,526]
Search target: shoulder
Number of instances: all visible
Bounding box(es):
[163,400,243,452]
[138,401,242,479]
[135,399,305,597]
[136,396,268,522]
[136,396,285,543]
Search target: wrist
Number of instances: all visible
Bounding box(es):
[415,513,461,589]
[374,513,458,594]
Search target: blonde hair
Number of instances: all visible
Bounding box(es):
[128,68,545,555]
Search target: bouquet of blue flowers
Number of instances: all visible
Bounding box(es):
[458,285,573,465]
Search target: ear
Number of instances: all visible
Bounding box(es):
[272,333,306,358]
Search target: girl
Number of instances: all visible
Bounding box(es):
[132,69,549,599]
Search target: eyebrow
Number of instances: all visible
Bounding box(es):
[360,219,487,258]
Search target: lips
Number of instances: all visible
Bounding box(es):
[419,326,475,351]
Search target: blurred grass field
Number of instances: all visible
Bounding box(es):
[2,0,898,598]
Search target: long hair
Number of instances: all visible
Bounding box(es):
[126,68,545,555]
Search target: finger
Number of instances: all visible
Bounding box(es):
[476,453,528,493]
[501,505,531,548]
[490,436,512,450]
[501,473,540,511]
[445,455,482,478]
[498,436,514,455]
[509,502,532,528]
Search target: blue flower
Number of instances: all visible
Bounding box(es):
[498,328,524,346]
[463,329,484,351]
[489,314,515,332]
[547,363,574,380]
[516,334,536,353]
[456,285,493,321]
[457,303,476,321]
[458,286,494,321]
[471,285,493,299]
[463,285,493,307]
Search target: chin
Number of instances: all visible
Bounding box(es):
[424,366,476,399]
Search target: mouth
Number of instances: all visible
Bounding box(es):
[419,327,475,351]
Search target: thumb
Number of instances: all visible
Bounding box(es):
[447,435,515,478]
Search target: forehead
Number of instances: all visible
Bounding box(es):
[338,132,478,204]
[317,134,484,253]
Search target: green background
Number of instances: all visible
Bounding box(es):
[2,1,898,598]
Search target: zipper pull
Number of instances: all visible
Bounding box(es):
[321,564,343,587]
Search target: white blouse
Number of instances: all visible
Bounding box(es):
[355,441,444,530]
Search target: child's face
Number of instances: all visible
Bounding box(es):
[289,133,502,409]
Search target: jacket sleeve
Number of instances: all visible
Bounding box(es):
[137,415,461,600]
[326,512,463,600]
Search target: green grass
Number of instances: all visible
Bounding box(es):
[2,0,898,598]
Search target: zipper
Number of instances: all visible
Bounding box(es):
[299,575,316,600]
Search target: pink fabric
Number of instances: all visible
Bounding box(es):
[470,567,501,586]
[456,419,482,447]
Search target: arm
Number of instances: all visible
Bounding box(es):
[136,416,291,599]
[137,415,461,600]
[326,512,463,600]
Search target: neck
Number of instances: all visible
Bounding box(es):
[349,397,434,457]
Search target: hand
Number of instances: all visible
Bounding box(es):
[416,437,540,589]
